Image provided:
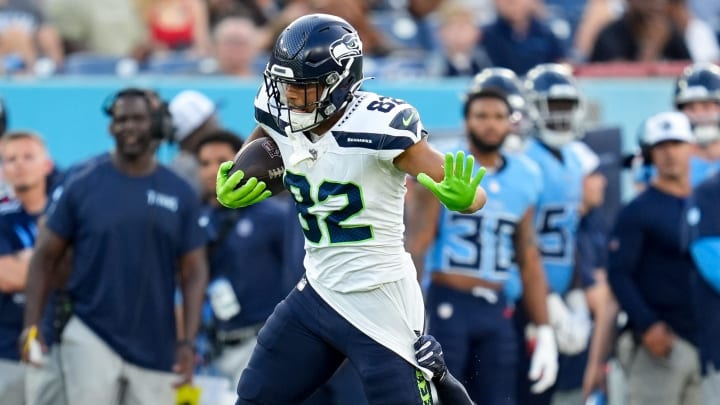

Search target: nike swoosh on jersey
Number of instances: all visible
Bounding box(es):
[403,111,416,126]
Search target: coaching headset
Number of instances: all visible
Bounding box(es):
[102,87,175,142]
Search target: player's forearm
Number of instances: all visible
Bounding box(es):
[586,281,619,367]
[520,254,550,325]
[180,261,208,341]
[0,250,31,292]
[23,249,56,327]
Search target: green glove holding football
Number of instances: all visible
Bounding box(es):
[216,161,272,209]
[417,151,486,212]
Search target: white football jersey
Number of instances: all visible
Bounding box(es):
[255,86,426,292]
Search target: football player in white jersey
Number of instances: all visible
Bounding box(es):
[216,14,486,404]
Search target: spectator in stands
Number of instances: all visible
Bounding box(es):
[667,0,720,63]
[572,0,621,62]
[169,89,223,194]
[0,131,52,404]
[608,111,701,405]
[0,0,63,74]
[194,130,290,385]
[482,0,567,75]
[20,88,209,404]
[267,1,394,56]
[136,0,212,56]
[212,17,262,77]
[46,0,150,58]
[590,0,691,62]
[206,0,271,29]
[428,1,491,77]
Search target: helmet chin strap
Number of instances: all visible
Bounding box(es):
[288,109,320,132]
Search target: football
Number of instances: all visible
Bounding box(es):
[228,137,286,195]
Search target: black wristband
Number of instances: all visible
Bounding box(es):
[176,339,195,350]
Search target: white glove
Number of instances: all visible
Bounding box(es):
[547,292,592,355]
[528,324,558,394]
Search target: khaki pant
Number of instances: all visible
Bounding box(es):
[617,332,701,405]
[25,346,67,405]
[60,316,177,405]
[701,363,720,405]
[0,358,25,405]
[212,336,258,386]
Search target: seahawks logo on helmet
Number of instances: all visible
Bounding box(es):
[330,33,362,67]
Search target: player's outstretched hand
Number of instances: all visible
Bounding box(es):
[414,334,448,382]
[417,151,486,213]
[216,161,271,209]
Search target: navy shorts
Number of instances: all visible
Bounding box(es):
[236,279,432,404]
[426,283,517,405]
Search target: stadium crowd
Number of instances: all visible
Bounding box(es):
[0,0,719,404]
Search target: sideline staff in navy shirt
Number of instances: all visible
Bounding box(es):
[21,88,209,404]
[607,112,701,404]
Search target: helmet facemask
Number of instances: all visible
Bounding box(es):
[679,100,720,145]
[530,95,584,148]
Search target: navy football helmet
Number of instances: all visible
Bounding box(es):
[466,68,526,115]
[466,67,531,137]
[264,14,364,132]
[674,62,720,144]
[524,63,585,148]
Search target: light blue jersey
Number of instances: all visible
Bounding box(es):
[428,149,542,285]
[690,156,720,186]
[524,138,583,294]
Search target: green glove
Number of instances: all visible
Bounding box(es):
[417,151,486,212]
[216,161,272,209]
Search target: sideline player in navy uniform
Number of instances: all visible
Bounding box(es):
[20,88,209,404]
[406,84,557,404]
[216,13,487,404]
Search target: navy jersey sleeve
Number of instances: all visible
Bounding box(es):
[690,177,720,293]
[607,201,658,334]
[45,183,77,241]
[179,192,207,255]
